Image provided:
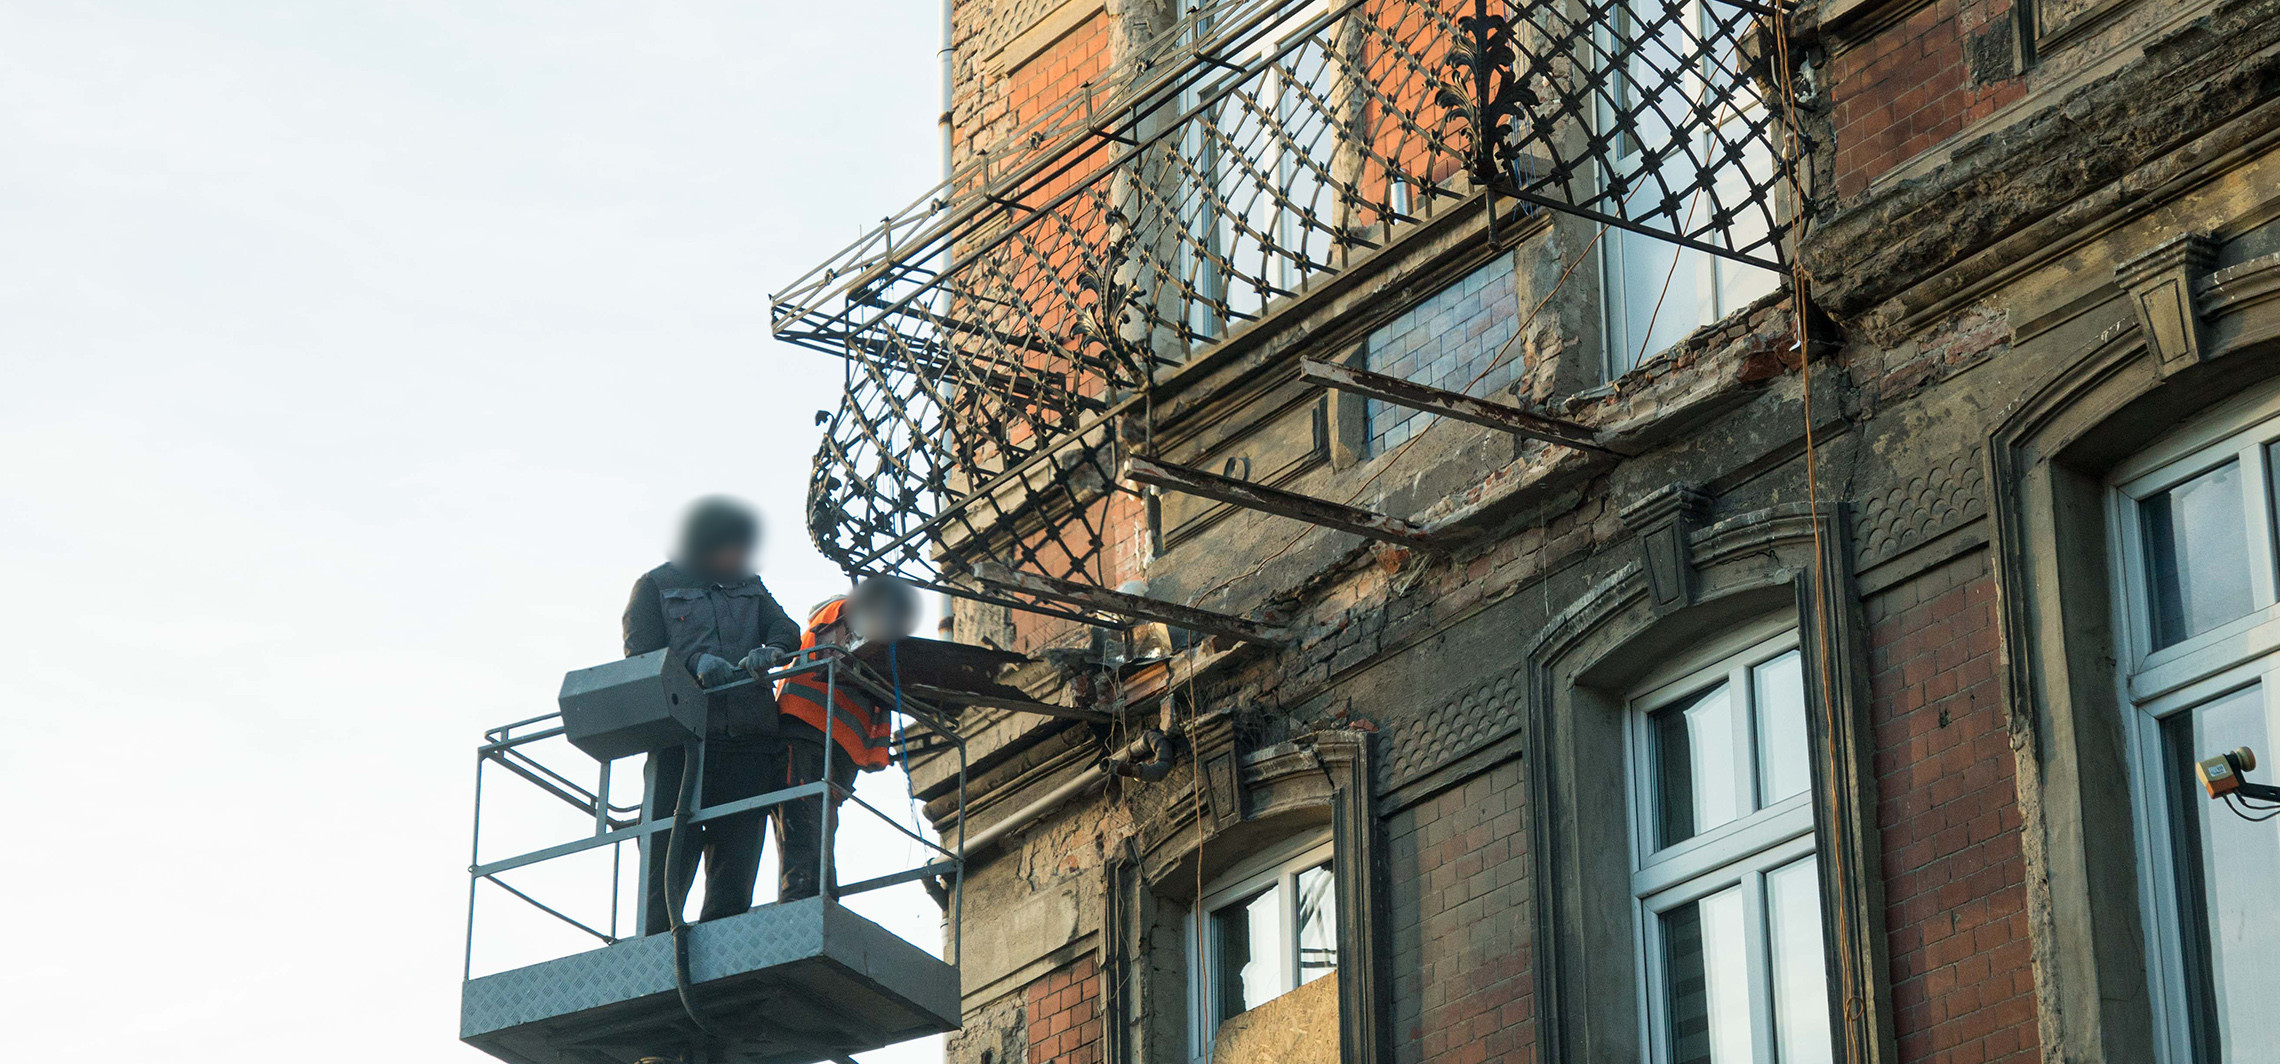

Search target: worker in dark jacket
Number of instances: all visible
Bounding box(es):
[623,496,802,934]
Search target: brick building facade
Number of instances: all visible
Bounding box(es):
[773,1,2280,1063]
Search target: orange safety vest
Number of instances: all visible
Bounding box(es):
[776,598,894,771]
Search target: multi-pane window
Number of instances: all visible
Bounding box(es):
[1599,0,1780,378]
[2108,386,2280,1064]
[1629,626,1834,1064]
[1190,836,1337,1057]
[1177,1,1340,344]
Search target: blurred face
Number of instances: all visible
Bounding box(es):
[699,543,751,578]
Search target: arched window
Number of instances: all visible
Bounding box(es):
[1523,501,1883,1064]
[1625,620,1834,1064]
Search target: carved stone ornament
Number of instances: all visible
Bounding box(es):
[1185,708,1245,832]
[2114,232,2218,376]
[1619,483,1714,612]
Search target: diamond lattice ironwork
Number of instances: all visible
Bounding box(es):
[769,0,1792,626]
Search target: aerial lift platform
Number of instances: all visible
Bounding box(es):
[460,642,988,1064]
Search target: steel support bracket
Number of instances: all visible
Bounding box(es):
[1297,358,1626,456]
[1120,454,1440,546]
[971,562,1290,645]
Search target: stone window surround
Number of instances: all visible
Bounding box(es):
[1986,236,2280,1064]
[1524,502,1898,1064]
[1099,729,1387,1064]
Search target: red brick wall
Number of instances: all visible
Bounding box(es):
[1829,0,2027,197]
[1026,955,1104,1064]
[1001,12,1107,148]
[1865,550,2038,1064]
[1386,761,1535,1064]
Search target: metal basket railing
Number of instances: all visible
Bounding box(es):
[461,645,966,980]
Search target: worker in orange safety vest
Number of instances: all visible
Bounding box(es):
[771,595,895,899]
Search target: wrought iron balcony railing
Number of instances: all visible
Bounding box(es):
[770,0,1793,627]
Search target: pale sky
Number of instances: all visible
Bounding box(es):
[0,3,950,1060]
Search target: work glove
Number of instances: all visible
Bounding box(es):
[739,645,790,678]
[692,653,739,688]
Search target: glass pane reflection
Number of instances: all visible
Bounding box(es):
[1212,886,1280,1022]
[1296,862,1338,985]
[1655,682,1742,847]
[1768,856,1835,1064]
[1756,650,1812,805]
[1663,886,1753,1064]
[2164,685,2279,1063]
[2142,460,2252,649]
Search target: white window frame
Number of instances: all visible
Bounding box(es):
[2105,382,2280,1064]
[1595,0,1780,379]
[1624,618,1831,1064]
[1185,831,1337,1063]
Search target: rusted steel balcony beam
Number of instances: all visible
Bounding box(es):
[1120,454,1439,546]
[972,562,1290,645]
[1297,358,1627,456]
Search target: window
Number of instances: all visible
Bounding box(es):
[1176,1,1340,344]
[1628,624,1833,1064]
[1189,834,1337,1058]
[1598,0,1780,377]
[2108,386,2280,1064]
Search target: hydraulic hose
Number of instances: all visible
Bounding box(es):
[665,741,718,1046]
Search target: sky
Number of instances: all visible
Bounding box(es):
[0,3,950,1060]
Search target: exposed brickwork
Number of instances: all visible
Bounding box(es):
[1385,761,1534,1064]
[1025,955,1104,1064]
[1868,303,2012,402]
[952,1,1112,175]
[1364,254,1524,454]
[1865,550,2038,1064]
[998,10,1109,156]
[873,0,2280,1061]
[1829,0,2027,198]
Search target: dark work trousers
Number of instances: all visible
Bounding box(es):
[776,728,861,902]
[640,739,782,935]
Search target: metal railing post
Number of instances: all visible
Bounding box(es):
[465,750,486,982]
[820,655,837,902]
[594,760,611,836]
[954,733,967,967]
[462,654,966,979]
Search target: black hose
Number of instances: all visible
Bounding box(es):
[665,741,719,1046]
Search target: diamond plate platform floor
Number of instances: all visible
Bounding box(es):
[462,896,959,1064]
